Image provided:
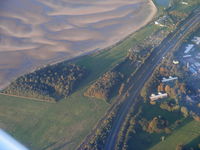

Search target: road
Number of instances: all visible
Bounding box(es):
[104,9,200,150]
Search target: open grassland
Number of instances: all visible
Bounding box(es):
[0,22,160,150]
[150,120,200,150]
[0,92,109,150]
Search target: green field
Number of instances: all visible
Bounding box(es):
[0,21,160,150]
[0,92,109,150]
[150,120,200,150]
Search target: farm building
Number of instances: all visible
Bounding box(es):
[162,76,178,83]
[150,93,168,101]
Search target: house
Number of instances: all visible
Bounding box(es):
[150,93,168,101]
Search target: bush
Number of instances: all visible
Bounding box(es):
[176,144,185,150]
[181,107,189,118]
[84,71,123,101]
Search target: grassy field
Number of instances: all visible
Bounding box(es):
[0,20,160,150]
[150,120,200,150]
[0,92,109,150]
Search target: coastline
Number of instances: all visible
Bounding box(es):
[0,0,157,90]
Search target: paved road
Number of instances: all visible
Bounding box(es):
[104,9,200,150]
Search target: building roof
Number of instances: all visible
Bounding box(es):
[162,76,178,82]
[192,36,200,45]
[184,44,194,54]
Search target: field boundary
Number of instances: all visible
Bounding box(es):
[0,93,56,103]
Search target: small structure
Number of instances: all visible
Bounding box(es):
[162,76,178,83]
[183,55,192,58]
[173,60,179,64]
[155,21,164,27]
[192,36,200,45]
[154,16,168,27]
[181,2,188,5]
[184,44,194,54]
[150,93,168,101]
[161,136,165,141]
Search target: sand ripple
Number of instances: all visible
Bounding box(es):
[0,0,157,89]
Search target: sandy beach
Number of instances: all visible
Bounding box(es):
[0,0,157,89]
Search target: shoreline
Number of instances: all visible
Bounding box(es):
[0,0,157,90]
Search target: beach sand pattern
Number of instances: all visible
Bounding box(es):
[0,0,157,89]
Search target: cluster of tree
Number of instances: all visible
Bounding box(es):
[139,116,171,134]
[3,63,87,101]
[84,71,123,101]
[190,112,200,122]
[83,111,117,150]
[176,143,200,150]
[169,11,188,24]
[115,113,137,150]
[157,81,186,100]
[180,106,189,118]
[127,45,147,62]
[160,100,180,112]
[127,28,171,63]
[140,71,160,101]
[159,56,186,78]
[176,144,185,150]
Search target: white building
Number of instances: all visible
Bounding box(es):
[173,60,179,64]
[154,16,167,27]
[155,21,164,27]
[184,44,194,54]
[150,93,168,101]
[192,36,200,45]
[181,2,188,5]
[162,76,178,83]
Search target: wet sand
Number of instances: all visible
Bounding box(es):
[0,0,157,89]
